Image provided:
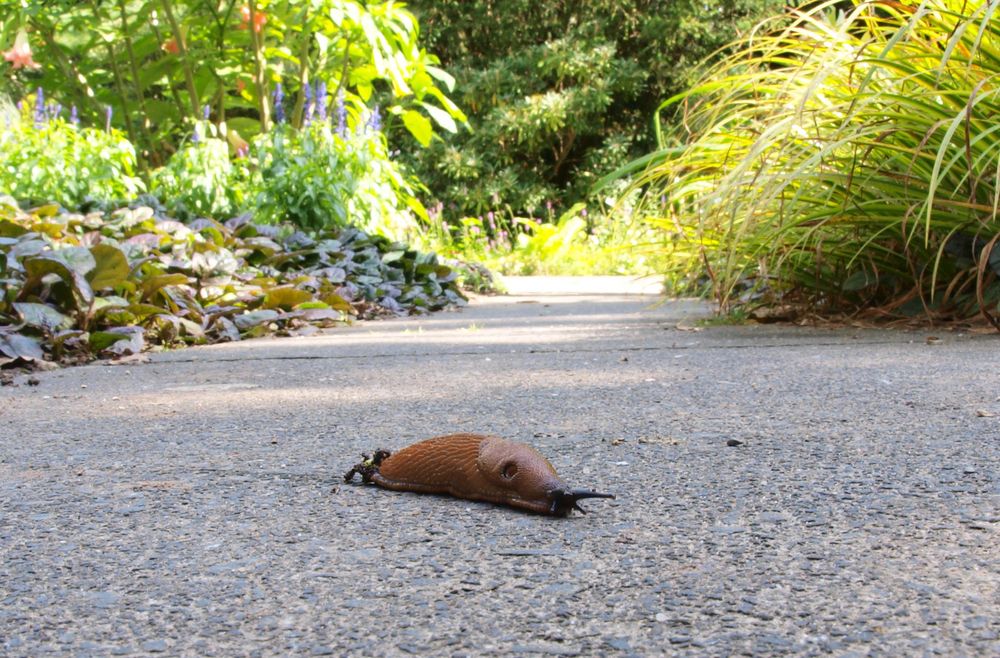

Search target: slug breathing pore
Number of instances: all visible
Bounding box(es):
[344,433,614,516]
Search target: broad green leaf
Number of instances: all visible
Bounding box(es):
[22,255,94,307]
[14,302,73,332]
[90,327,144,355]
[0,332,44,360]
[234,309,280,330]
[425,65,456,92]
[418,101,457,133]
[402,109,433,147]
[88,244,130,290]
[262,286,315,310]
[141,273,191,301]
[55,247,97,276]
[0,219,28,238]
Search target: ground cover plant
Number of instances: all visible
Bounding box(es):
[630,0,1000,326]
[0,197,463,366]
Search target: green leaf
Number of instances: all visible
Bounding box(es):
[88,244,130,290]
[141,273,191,301]
[90,327,145,355]
[0,332,44,360]
[14,302,73,332]
[402,109,433,146]
[419,101,457,133]
[262,286,315,310]
[55,247,96,276]
[0,219,28,238]
[234,309,280,330]
[22,255,94,308]
[425,64,456,92]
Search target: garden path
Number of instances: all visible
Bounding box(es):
[1,277,997,656]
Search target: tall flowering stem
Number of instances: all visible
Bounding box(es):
[273,83,285,124]
[315,81,328,122]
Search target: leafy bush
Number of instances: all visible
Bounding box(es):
[150,119,250,221]
[0,197,464,366]
[253,110,422,237]
[630,0,1000,324]
[0,95,143,207]
[404,0,786,218]
[0,1,463,164]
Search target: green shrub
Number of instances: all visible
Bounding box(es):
[404,0,786,218]
[252,110,423,237]
[150,119,250,220]
[0,95,143,207]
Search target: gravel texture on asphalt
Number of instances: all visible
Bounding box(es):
[1,286,998,657]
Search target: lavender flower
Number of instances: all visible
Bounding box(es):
[273,82,285,124]
[315,81,327,121]
[335,91,347,137]
[303,83,313,125]
[366,104,381,133]
[49,103,62,120]
[105,105,113,132]
[70,105,79,126]
[34,87,45,128]
[192,124,200,144]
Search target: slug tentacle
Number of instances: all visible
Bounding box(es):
[343,433,615,517]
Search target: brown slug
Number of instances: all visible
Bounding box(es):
[343,433,614,516]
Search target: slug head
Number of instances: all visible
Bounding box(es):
[477,437,615,516]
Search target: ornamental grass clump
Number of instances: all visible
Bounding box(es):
[636,0,1000,326]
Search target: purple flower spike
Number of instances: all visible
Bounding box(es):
[303,83,314,125]
[367,104,381,133]
[202,104,211,120]
[335,91,347,137]
[273,82,285,124]
[192,125,200,144]
[105,105,113,132]
[70,105,79,126]
[34,87,45,127]
[315,81,327,121]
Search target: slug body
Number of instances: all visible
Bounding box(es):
[345,433,614,516]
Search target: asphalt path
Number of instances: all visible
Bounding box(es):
[1,278,998,656]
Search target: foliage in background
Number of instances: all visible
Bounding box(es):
[0,0,464,166]
[0,94,143,207]
[631,0,1000,325]
[253,106,422,237]
[149,115,249,220]
[2,90,423,242]
[403,0,786,219]
[0,197,464,366]
[415,197,665,276]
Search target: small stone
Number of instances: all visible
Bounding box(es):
[726,439,743,447]
[141,639,167,653]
